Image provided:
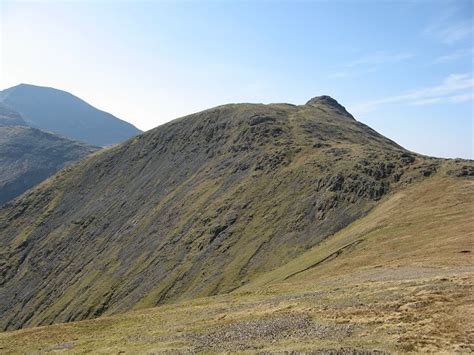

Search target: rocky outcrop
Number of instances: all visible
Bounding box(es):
[305,95,355,120]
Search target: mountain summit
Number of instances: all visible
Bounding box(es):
[0,84,141,146]
[305,95,355,120]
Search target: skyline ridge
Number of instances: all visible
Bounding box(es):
[1,0,472,158]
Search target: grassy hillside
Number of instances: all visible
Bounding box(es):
[1,169,472,353]
[0,97,445,331]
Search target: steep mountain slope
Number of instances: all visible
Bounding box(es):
[1,170,472,353]
[0,103,26,126]
[0,124,98,206]
[0,96,453,331]
[0,84,141,146]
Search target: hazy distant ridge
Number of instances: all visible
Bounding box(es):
[0,84,141,146]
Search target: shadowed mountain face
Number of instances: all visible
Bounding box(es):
[0,97,453,330]
[0,103,26,126]
[0,84,141,146]
[0,124,98,206]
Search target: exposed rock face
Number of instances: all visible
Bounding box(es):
[0,97,452,331]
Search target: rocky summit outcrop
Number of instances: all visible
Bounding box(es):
[0,96,461,331]
[305,95,355,120]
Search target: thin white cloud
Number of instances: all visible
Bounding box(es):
[345,52,415,68]
[351,73,474,114]
[450,92,474,103]
[411,92,474,106]
[328,51,414,79]
[435,48,474,63]
[328,72,350,79]
[425,20,473,44]
[410,97,444,106]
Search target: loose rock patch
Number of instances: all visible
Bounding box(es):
[186,313,354,352]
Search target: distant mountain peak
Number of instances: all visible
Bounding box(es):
[0,84,141,146]
[305,95,355,120]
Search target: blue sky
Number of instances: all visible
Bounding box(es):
[1,0,472,158]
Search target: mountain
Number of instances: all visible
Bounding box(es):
[1,170,471,353]
[0,84,142,146]
[0,122,98,206]
[0,103,26,126]
[0,96,472,337]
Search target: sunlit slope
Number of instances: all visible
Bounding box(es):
[1,168,472,353]
[242,162,474,290]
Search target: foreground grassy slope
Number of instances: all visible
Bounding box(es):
[1,97,445,331]
[1,169,472,353]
